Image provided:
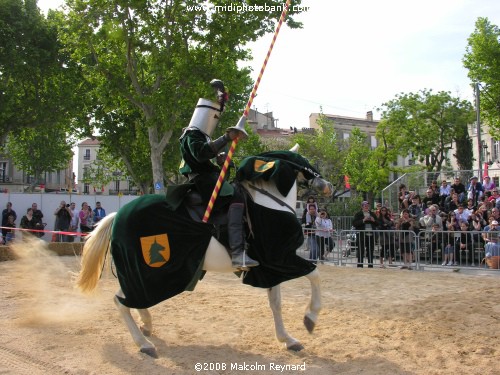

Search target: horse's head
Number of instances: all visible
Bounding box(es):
[294,161,333,198]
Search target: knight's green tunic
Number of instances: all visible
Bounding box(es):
[179,129,233,206]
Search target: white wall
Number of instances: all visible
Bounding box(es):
[1,193,139,240]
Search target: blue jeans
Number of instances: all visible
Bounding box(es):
[307,235,319,262]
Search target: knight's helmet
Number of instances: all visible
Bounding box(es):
[187,79,228,137]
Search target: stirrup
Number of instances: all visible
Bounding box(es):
[231,252,259,270]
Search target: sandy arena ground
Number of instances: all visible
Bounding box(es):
[0,243,499,375]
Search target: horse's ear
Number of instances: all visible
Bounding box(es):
[289,143,299,153]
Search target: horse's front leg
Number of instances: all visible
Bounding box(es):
[114,289,157,358]
[303,268,321,333]
[267,285,304,351]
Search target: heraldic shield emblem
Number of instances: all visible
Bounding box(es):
[140,234,171,267]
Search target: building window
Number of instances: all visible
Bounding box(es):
[0,162,6,182]
[370,135,377,150]
[492,140,500,161]
[343,133,350,140]
[84,183,89,194]
[84,149,91,161]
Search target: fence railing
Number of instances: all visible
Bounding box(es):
[296,227,500,272]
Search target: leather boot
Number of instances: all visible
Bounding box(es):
[227,203,259,269]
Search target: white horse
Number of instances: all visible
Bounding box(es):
[76,149,332,358]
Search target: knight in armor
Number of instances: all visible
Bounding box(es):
[179,80,259,270]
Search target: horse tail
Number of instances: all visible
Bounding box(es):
[76,212,117,294]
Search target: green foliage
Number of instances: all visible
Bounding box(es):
[463,17,500,134]
[325,196,364,217]
[0,0,89,141]
[343,128,390,198]
[378,89,474,172]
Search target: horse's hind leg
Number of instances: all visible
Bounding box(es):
[267,285,304,351]
[137,308,153,337]
[303,268,321,333]
[114,290,157,358]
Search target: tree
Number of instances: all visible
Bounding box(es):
[343,128,389,201]
[62,0,305,193]
[378,89,474,173]
[292,112,347,200]
[0,0,89,142]
[463,17,500,133]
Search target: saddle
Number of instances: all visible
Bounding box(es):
[164,182,230,225]
[183,189,229,225]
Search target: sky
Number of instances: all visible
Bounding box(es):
[38,0,500,130]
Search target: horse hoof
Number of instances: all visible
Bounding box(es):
[303,316,315,333]
[287,343,304,352]
[140,347,158,358]
[141,326,152,337]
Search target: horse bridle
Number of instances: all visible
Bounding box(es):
[247,184,296,215]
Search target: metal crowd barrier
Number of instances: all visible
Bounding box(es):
[296,227,499,272]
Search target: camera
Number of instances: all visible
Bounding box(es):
[66,204,70,207]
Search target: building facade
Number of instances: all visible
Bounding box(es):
[0,151,73,193]
[77,138,138,195]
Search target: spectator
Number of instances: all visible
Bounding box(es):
[467,198,477,212]
[429,180,439,196]
[396,209,416,269]
[374,202,383,219]
[487,188,500,204]
[2,202,17,241]
[427,223,444,262]
[68,202,80,242]
[445,192,460,213]
[315,209,334,261]
[398,184,410,210]
[302,205,319,263]
[31,203,45,238]
[79,202,93,237]
[20,208,38,238]
[422,189,439,211]
[408,194,424,220]
[484,220,500,263]
[482,218,500,244]
[93,201,106,223]
[482,176,495,192]
[377,206,395,268]
[467,176,484,209]
[439,180,451,209]
[455,222,473,265]
[3,214,16,244]
[352,201,378,268]
[305,196,318,213]
[451,177,466,203]
[54,201,73,242]
[420,204,442,231]
[446,212,460,232]
[454,204,472,226]
[469,209,487,232]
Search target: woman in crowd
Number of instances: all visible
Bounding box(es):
[20,208,38,238]
[396,209,416,269]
